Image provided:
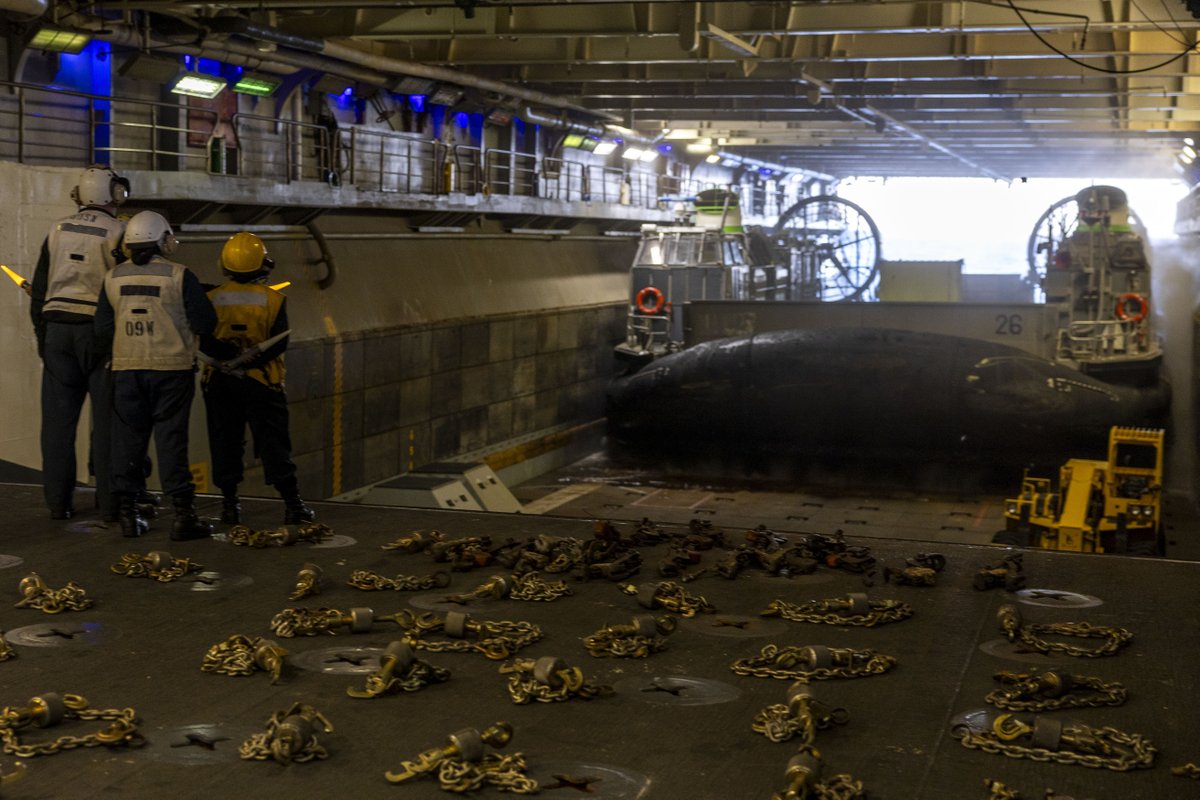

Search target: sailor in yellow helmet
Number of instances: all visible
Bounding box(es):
[199,232,314,525]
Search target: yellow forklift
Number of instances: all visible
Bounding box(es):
[993,427,1164,555]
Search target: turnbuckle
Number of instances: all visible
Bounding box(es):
[346,640,451,698]
[239,702,332,764]
[385,722,513,784]
[289,563,327,601]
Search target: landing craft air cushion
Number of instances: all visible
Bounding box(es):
[607,187,1168,467]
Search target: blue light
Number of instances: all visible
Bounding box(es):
[197,57,221,76]
[758,167,773,176]
[454,112,468,129]
[342,87,353,96]
[409,94,426,112]
[658,143,673,153]
[183,55,193,68]
[514,118,526,134]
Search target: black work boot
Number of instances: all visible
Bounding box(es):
[117,493,148,538]
[135,489,160,520]
[220,491,241,525]
[171,493,213,542]
[280,488,316,525]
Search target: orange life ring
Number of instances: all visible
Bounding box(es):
[635,286,665,315]
[1114,292,1148,323]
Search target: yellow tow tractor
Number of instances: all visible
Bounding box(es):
[993,427,1164,555]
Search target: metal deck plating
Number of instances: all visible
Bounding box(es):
[0,482,1197,799]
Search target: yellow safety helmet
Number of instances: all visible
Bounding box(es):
[220,231,273,273]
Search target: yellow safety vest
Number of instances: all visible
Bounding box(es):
[206,281,286,388]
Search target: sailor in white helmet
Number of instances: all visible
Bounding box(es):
[94,210,217,540]
[29,165,130,522]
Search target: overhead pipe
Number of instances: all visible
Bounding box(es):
[521,107,606,138]
[315,38,618,121]
[714,151,833,184]
[59,12,378,81]
[59,10,617,122]
[801,72,1009,183]
[203,16,325,53]
[0,0,45,15]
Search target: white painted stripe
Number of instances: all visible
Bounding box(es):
[521,483,603,515]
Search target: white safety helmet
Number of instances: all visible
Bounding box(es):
[71,165,130,208]
[123,211,178,255]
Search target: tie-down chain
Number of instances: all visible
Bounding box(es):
[268,607,542,659]
[501,655,613,704]
[385,721,538,794]
[201,634,288,684]
[996,604,1132,658]
[583,614,677,658]
[228,522,333,547]
[13,574,92,614]
[110,551,203,582]
[238,702,332,764]
[347,568,451,592]
[753,681,850,744]
[985,669,1126,711]
[952,712,1156,771]
[346,640,451,698]
[771,746,866,800]
[761,593,912,627]
[620,580,715,617]
[444,572,571,604]
[0,693,143,757]
[731,644,897,682]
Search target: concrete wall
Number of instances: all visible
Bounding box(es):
[0,162,634,500]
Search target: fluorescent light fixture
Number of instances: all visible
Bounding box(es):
[1184,145,1196,160]
[29,27,90,54]
[171,73,226,99]
[593,141,617,156]
[639,149,659,162]
[665,129,699,140]
[562,134,599,152]
[429,85,465,107]
[621,146,645,160]
[705,154,722,164]
[232,73,281,97]
[686,142,713,154]
[1186,137,1196,147]
[1181,152,1195,165]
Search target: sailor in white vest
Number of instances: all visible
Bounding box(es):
[29,166,129,521]
[94,211,217,540]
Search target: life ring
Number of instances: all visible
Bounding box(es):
[635,286,665,315]
[1114,292,1148,323]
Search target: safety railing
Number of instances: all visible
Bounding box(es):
[232,113,339,184]
[0,80,699,211]
[483,147,537,197]
[1057,318,1149,361]
[343,126,441,194]
[0,80,217,172]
